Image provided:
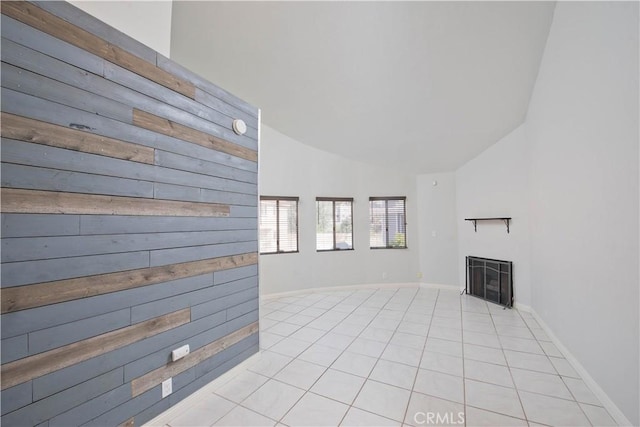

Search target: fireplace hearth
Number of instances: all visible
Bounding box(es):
[465,256,513,308]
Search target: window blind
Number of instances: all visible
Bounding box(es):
[316,197,353,251]
[259,196,298,254]
[369,197,407,249]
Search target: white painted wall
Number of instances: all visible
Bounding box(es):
[455,125,532,307]
[416,173,459,286]
[259,125,420,295]
[525,2,639,424]
[68,1,172,57]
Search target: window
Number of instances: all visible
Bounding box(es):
[316,197,353,251]
[370,197,407,249]
[259,196,298,254]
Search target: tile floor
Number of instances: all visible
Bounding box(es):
[146,287,617,427]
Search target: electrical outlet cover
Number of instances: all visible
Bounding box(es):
[162,378,172,398]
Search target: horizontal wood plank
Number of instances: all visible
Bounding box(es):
[105,62,258,141]
[131,322,258,397]
[149,241,257,267]
[155,150,257,184]
[2,61,133,124]
[32,0,157,64]
[1,113,154,164]
[1,251,151,288]
[0,1,195,98]
[133,109,258,163]
[2,138,256,196]
[1,252,258,313]
[2,13,105,75]
[0,188,230,217]
[1,308,191,390]
[79,215,257,235]
[156,55,259,119]
[1,163,155,200]
[2,89,257,174]
[2,213,80,238]
[104,43,194,98]
[2,229,257,263]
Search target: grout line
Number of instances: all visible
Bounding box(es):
[271,287,396,425]
[490,304,529,424]
[202,394,240,427]
[464,404,531,425]
[513,307,597,426]
[168,288,607,427]
[335,287,407,426]
[400,288,440,426]
[235,292,346,422]
[460,293,468,427]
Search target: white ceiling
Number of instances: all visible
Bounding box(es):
[170,1,556,174]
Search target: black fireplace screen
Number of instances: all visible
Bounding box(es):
[466,256,513,308]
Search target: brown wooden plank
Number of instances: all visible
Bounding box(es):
[0,188,230,217]
[1,308,190,390]
[0,1,195,98]
[1,252,258,314]
[1,113,155,164]
[119,418,135,427]
[103,44,195,99]
[131,322,258,397]
[133,109,258,163]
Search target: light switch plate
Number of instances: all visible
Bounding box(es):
[162,378,172,398]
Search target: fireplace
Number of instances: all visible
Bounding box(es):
[466,256,513,308]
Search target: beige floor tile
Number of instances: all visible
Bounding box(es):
[169,394,235,427]
[511,368,572,400]
[273,358,326,390]
[311,368,366,404]
[464,406,527,427]
[149,288,605,427]
[519,390,590,426]
[420,351,463,377]
[463,359,514,388]
[414,369,464,403]
[212,406,276,427]
[281,392,349,426]
[332,351,378,378]
[353,380,411,422]
[465,379,525,419]
[404,391,465,427]
[241,379,305,420]
[370,359,418,390]
[341,407,401,427]
[214,370,269,403]
[579,403,617,426]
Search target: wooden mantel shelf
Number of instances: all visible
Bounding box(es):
[465,217,512,233]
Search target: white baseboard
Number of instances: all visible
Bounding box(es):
[143,353,260,426]
[513,301,532,312]
[261,281,467,301]
[261,282,423,300]
[529,310,632,427]
[419,282,463,291]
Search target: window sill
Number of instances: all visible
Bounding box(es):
[370,246,408,250]
[259,251,299,255]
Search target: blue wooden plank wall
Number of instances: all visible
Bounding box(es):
[0,2,260,425]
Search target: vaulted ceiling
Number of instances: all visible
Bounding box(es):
[170,1,556,174]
